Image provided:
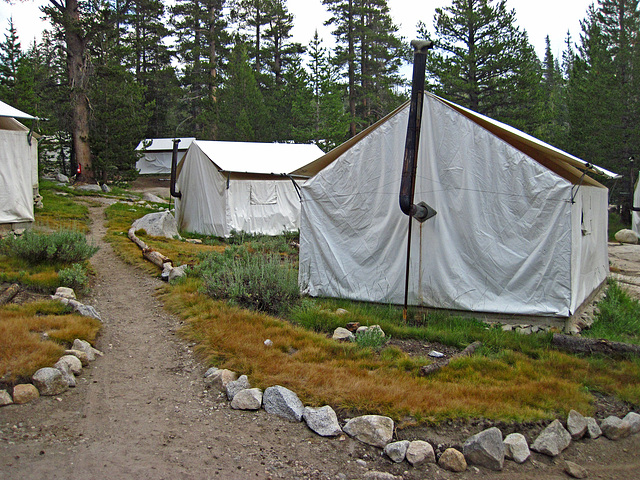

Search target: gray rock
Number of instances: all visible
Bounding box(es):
[531,420,571,457]
[622,412,640,435]
[169,264,187,282]
[302,405,342,437]
[384,440,410,463]
[53,359,77,387]
[32,367,68,396]
[131,211,181,240]
[263,385,305,422]
[586,417,602,439]
[438,447,467,472]
[405,440,435,466]
[335,308,349,316]
[0,390,13,406]
[615,229,638,244]
[567,410,588,439]
[64,349,90,366]
[100,183,111,193]
[74,302,102,321]
[55,286,76,299]
[12,384,39,404]
[463,427,505,471]
[56,355,83,376]
[75,184,103,193]
[204,369,237,389]
[230,388,263,410]
[226,375,250,400]
[601,415,631,440]
[204,367,219,378]
[342,415,394,448]
[332,327,354,342]
[56,173,69,183]
[72,339,100,361]
[564,460,588,479]
[503,433,530,464]
[142,192,166,203]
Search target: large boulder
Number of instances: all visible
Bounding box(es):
[342,415,394,448]
[131,211,181,240]
[263,385,305,422]
[142,192,166,204]
[32,368,68,396]
[531,420,571,457]
[463,427,505,471]
[302,406,342,437]
[615,229,638,244]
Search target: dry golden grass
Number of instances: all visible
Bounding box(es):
[0,300,101,384]
[163,279,614,422]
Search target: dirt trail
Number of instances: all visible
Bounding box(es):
[2,200,640,480]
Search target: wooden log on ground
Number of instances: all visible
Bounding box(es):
[128,227,149,251]
[419,341,482,376]
[0,283,20,306]
[552,333,640,358]
[142,249,172,269]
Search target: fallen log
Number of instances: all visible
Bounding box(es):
[128,227,149,251]
[0,283,20,306]
[419,341,482,376]
[142,249,172,269]
[552,333,640,358]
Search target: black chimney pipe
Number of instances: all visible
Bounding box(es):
[399,39,434,222]
[170,138,182,199]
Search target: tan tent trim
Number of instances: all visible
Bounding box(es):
[290,102,409,177]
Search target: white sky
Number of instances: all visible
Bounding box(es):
[1,0,594,63]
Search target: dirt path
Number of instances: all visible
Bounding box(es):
[2,201,640,480]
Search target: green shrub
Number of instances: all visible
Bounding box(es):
[195,246,300,316]
[353,326,388,351]
[58,263,90,294]
[0,230,99,265]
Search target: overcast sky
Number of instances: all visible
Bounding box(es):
[1,0,594,63]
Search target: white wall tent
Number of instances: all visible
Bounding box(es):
[135,137,195,174]
[632,175,640,236]
[175,140,324,237]
[0,100,39,227]
[296,93,617,318]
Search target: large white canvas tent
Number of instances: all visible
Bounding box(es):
[135,137,195,174]
[0,100,39,228]
[175,140,323,237]
[297,93,618,318]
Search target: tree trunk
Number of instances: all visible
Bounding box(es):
[64,0,93,182]
[0,284,20,306]
[551,333,640,358]
[347,0,356,137]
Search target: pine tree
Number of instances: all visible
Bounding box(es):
[418,0,543,133]
[230,0,270,74]
[536,36,568,147]
[0,18,22,105]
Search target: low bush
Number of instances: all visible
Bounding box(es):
[353,326,388,351]
[57,263,90,293]
[0,230,98,265]
[195,246,300,316]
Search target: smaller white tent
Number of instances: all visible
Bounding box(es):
[632,174,640,236]
[0,100,39,227]
[135,137,195,174]
[175,140,324,237]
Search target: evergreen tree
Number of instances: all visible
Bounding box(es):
[0,18,22,105]
[418,0,543,133]
[230,0,270,74]
[536,35,568,146]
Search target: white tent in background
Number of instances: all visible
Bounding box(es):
[296,93,618,318]
[0,100,39,229]
[174,140,324,237]
[135,137,195,174]
[632,175,640,236]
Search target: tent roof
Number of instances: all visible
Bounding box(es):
[0,100,37,120]
[193,140,324,175]
[136,137,196,152]
[291,93,619,185]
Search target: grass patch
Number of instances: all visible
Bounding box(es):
[35,180,93,232]
[0,300,101,384]
[584,280,640,344]
[608,210,629,242]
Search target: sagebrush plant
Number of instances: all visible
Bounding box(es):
[194,246,300,316]
[0,230,98,265]
[57,263,90,293]
[353,326,388,351]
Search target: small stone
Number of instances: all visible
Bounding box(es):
[567,410,588,439]
[12,384,39,404]
[463,427,505,471]
[203,367,219,378]
[32,368,68,396]
[601,415,631,440]
[564,460,588,479]
[226,375,250,400]
[384,440,410,463]
[332,327,354,342]
[335,308,349,316]
[405,440,435,466]
[438,448,467,472]
[531,420,571,457]
[0,390,13,406]
[345,322,360,332]
[264,339,273,347]
[615,229,638,244]
[54,287,76,299]
[230,388,262,410]
[263,385,305,422]
[343,415,394,448]
[303,406,342,437]
[622,412,640,435]
[586,417,602,439]
[64,350,90,366]
[204,368,237,389]
[503,433,530,464]
[56,355,83,375]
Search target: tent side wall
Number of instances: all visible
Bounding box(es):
[0,129,37,225]
[175,143,228,236]
[227,176,303,235]
[136,151,176,175]
[300,95,578,316]
[570,186,609,313]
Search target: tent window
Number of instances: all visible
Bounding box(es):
[250,183,278,205]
